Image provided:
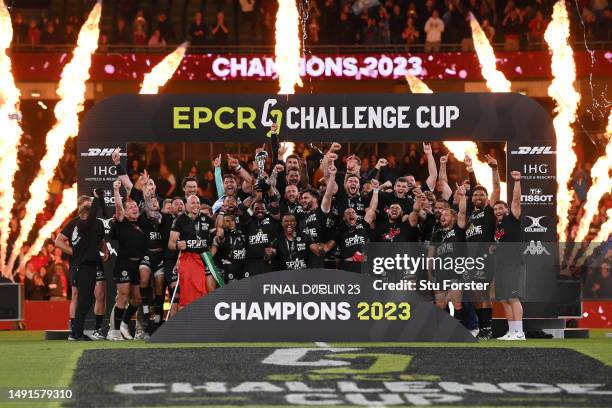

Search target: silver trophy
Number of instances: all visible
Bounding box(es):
[255,150,268,179]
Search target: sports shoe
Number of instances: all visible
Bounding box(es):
[497,332,513,340]
[469,328,480,337]
[91,330,106,340]
[120,322,133,340]
[75,334,93,341]
[509,331,526,341]
[106,329,124,341]
[478,329,493,340]
[134,328,150,340]
[67,334,77,341]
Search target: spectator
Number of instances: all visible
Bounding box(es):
[111,19,132,45]
[133,25,147,45]
[12,12,28,44]
[148,29,167,47]
[376,6,391,44]
[240,0,257,40]
[27,19,41,45]
[424,10,444,52]
[528,10,546,46]
[64,23,77,44]
[27,272,49,301]
[212,11,230,45]
[482,18,495,42]
[308,17,321,45]
[363,17,379,45]
[155,12,174,44]
[189,12,208,45]
[158,164,177,197]
[502,6,523,50]
[337,11,355,44]
[45,264,66,300]
[389,5,405,44]
[133,9,148,37]
[402,17,420,47]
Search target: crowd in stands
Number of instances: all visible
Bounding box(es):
[10,0,612,50]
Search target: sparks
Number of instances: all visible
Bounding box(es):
[275,0,303,94]
[406,74,507,200]
[469,13,511,92]
[544,0,581,242]
[20,184,78,270]
[0,0,23,276]
[139,42,189,94]
[4,2,101,276]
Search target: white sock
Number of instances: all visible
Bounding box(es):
[508,321,515,332]
[515,320,523,333]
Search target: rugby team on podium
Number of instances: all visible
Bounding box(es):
[58,127,526,341]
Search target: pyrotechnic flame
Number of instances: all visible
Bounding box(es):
[406,74,507,200]
[0,0,23,275]
[140,42,188,94]
[275,0,303,94]
[469,13,511,92]
[4,2,101,276]
[274,1,302,158]
[576,209,612,267]
[544,0,580,242]
[568,140,612,263]
[20,185,78,269]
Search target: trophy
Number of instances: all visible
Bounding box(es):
[255,150,268,180]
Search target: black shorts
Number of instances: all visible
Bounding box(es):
[223,263,246,283]
[244,259,271,276]
[140,251,164,276]
[495,263,526,301]
[113,258,140,285]
[163,258,178,285]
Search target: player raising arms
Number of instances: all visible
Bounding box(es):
[493,171,525,340]
[464,154,501,340]
[108,180,146,340]
[169,195,216,308]
[428,184,468,327]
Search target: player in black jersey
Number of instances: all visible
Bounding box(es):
[135,172,165,337]
[211,212,247,282]
[112,148,156,211]
[428,185,468,326]
[240,200,281,276]
[297,188,326,268]
[169,195,216,308]
[464,154,500,340]
[324,174,379,273]
[55,192,108,341]
[267,214,319,270]
[493,171,526,340]
[279,184,303,217]
[158,197,184,320]
[371,186,422,243]
[108,180,146,341]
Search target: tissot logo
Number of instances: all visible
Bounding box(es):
[521,188,554,204]
[524,216,548,233]
[81,148,127,157]
[510,146,556,155]
[523,240,551,255]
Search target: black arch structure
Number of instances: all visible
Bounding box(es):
[76,93,570,341]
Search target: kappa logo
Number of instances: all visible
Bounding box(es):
[510,146,556,155]
[523,240,551,255]
[80,148,127,157]
[524,216,548,233]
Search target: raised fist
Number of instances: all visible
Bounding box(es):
[213,154,221,168]
[273,163,285,173]
[376,158,388,169]
[111,147,121,165]
[329,142,342,152]
[440,154,448,164]
[113,179,122,191]
[423,142,432,155]
[511,171,521,181]
[463,154,473,167]
[227,155,239,170]
[328,164,337,176]
[271,123,279,134]
[484,154,498,168]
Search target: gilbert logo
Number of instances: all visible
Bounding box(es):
[511,146,555,155]
[523,240,551,255]
[81,148,127,157]
[524,216,548,233]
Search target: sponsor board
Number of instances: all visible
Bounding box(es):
[510,146,556,155]
[523,240,551,256]
[521,188,554,205]
[521,163,555,180]
[524,216,548,233]
[70,347,612,407]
